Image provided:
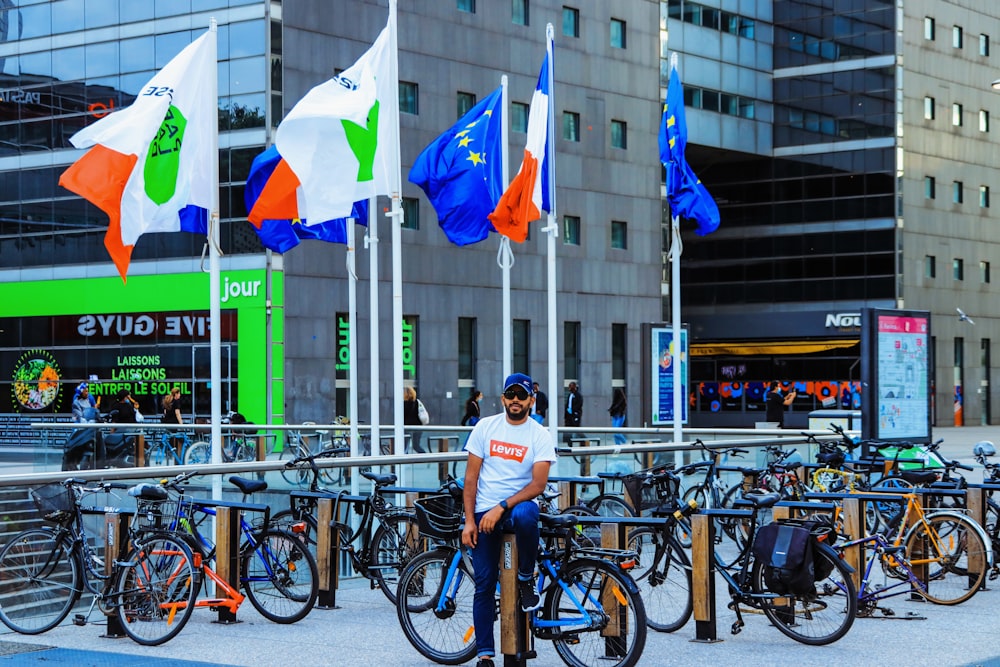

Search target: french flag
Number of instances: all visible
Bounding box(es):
[488,51,552,243]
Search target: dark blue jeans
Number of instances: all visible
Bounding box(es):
[470,502,540,658]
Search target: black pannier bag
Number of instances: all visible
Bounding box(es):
[751,522,816,596]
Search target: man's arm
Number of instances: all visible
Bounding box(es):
[462,453,484,548]
[476,461,551,535]
[783,389,796,406]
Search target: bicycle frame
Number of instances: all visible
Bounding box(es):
[839,532,931,604]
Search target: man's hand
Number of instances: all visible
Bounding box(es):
[461,520,478,548]
[477,505,506,535]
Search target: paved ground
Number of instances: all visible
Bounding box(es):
[1,425,998,666]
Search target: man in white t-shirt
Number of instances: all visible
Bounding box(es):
[462,373,557,667]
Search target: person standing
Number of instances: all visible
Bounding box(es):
[403,385,428,453]
[71,383,97,423]
[462,388,483,426]
[608,387,627,445]
[765,381,796,428]
[530,382,548,425]
[109,388,137,424]
[462,373,557,667]
[162,387,183,450]
[564,381,582,443]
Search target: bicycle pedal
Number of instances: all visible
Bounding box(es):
[72,614,86,626]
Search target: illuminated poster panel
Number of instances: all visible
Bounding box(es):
[650,326,688,426]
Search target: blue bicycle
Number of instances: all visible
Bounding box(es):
[395,495,647,667]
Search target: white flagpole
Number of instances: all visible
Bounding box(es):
[384,0,406,465]
[366,198,380,462]
[499,76,512,378]
[207,19,223,501]
[670,53,683,447]
[347,218,360,497]
[542,24,559,452]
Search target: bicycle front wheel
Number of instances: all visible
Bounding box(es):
[752,544,857,645]
[627,527,692,633]
[183,441,211,466]
[242,529,318,623]
[396,548,477,666]
[116,534,199,646]
[905,513,988,605]
[0,528,80,634]
[371,513,422,604]
[543,558,647,667]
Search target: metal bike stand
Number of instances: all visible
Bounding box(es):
[500,532,535,667]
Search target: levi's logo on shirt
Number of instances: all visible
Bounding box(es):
[490,440,528,462]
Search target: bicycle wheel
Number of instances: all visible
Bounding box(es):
[270,509,318,551]
[0,528,80,634]
[752,544,857,646]
[242,528,318,623]
[627,527,692,633]
[116,534,198,646]
[279,442,311,487]
[371,513,422,604]
[868,475,914,531]
[558,505,601,548]
[905,513,987,605]
[183,441,211,466]
[588,494,634,519]
[543,558,646,667]
[396,548,477,665]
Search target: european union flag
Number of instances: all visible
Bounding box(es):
[409,86,504,246]
[659,64,720,236]
[244,145,367,253]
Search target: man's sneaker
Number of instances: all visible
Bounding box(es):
[476,658,495,667]
[518,577,541,612]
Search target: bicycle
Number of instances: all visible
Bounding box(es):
[271,448,419,604]
[280,421,350,487]
[0,478,199,646]
[141,471,320,624]
[972,440,1000,580]
[395,494,648,667]
[147,429,210,466]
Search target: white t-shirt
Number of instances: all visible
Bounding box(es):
[464,412,558,513]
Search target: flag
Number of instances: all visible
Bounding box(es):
[249,11,396,226]
[244,145,368,253]
[59,30,217,281]
[659,60,720,236]
[488,52,553,243]
[409,86,504,246]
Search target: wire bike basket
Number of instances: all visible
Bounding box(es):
[623,466,680,514]
[131,497,192,535]
[414,494,463,540]
[30,483,76,525]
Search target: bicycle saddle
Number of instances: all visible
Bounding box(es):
[897,470,938,485]
[128,483,168,501]
[974,441,996,457]
[741,490,782,508]
[361,470,397,486]
[228,476,268,495]
[539,513,580,529]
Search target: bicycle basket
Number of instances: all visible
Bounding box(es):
[414,494,463,539]
[30,483,75,525]
[131,498,187,534]
[623,467,679,513]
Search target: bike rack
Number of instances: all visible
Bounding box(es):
[548,475,604,509]
[102,511,132,637]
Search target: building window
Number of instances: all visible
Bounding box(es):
[458,317,477,383]
[952,103,963,126]
[400,197,420,230]
[457,0,475,13]
[562,6,579,37]
[612,323,627,385]
[953,25,963,49]
[610,18,626,48]
[924,17,935,41]
[610,120,627,149]
[399,81,418,114]
[512,102,529,133]
[981,34,990,56]
[512,0,528,26]
[563,111,580,141]
[563,321,581,383]
[925,176,936,199]
[925,255,936,278]
[457,91,476,119]
[954,181,964,204]
[611,220,627,249]
[563,215,580,245]
[981,185,990,208]
[924,96,935,120]
[982,261,991,284]
[981,109,989,132]
[954,258,964,281]
[513,319,530,375]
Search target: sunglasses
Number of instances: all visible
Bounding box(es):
[503,388,531,401]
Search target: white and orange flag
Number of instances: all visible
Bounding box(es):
[488,51,552,243]
[59,30,217,282]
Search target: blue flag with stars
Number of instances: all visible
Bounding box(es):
[409,86,504,246]
[244,145,367,253]
[659,63,720,235]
